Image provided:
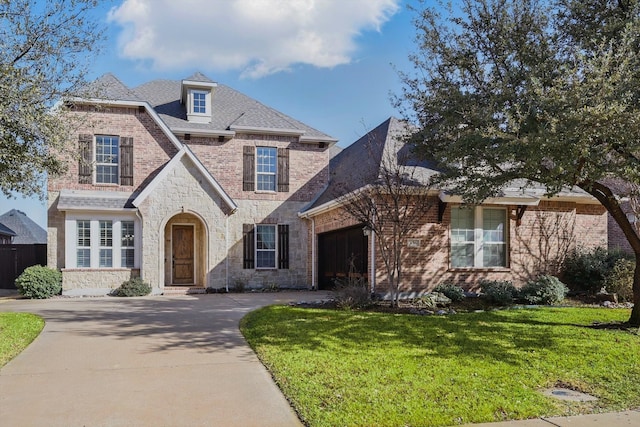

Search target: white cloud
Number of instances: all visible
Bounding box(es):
[108,0,400,78]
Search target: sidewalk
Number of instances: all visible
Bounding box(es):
[465,409,640,426]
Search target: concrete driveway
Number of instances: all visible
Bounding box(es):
[0,291,332,427]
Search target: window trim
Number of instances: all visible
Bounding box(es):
[95,135,120,185]
[255,146,278,193]
[255,224,277,269]
[66,216,138,269]
[189,89,209,116]
[450,206,508,269]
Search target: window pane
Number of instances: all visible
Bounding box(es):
[451,243,474,268]
[483,209,505,243]
[77,249,90,268]
[256,147,277,191]
[256,251,276,269]
[256,225,276,249]
[100,221,112,246]
[121,248,135,268]
[483,244,506,267]
[77,220,90,246]
[99,249,112,267]
[121,221,134,247]
[96,135,119,184]
[193,92,206,113]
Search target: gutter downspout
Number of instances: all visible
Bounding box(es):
[311,218,316,290]
[370,229,376,294]
[225,215,229,292]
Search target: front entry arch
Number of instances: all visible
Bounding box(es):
[164,213,207,287]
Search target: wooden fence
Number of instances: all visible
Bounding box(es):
[0,244,47,289]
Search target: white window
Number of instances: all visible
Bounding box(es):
[256,224,277,268]
[95,135,119,184]
[192,91,207,114]
[256,147,277,192]
[67,218,137,269]
[451,207,507,268]
[99,220,113,267]
[121,221,135,268]
[76,220,91,268]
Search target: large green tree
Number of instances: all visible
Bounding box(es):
[400,0,640,325]
[0,0,104,198]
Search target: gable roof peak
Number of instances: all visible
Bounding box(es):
[79,73,141,102]
[184,71,216,84]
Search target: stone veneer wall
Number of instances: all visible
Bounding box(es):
[61,269,140,296]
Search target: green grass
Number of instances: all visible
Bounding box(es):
[241,307,640,427]
[0,312,44,368]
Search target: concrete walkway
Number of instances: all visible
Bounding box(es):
[0,291,331,427]
[2,291,639,427]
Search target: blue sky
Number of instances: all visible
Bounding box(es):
[0,0,419,228]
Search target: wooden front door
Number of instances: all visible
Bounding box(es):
[172,225,194,285]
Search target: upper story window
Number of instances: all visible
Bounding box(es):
[451,207,507,268]
[78,134,133,186]
[256,147,277,192]
[243,146,289,193]
[192,91,207,114]
[95,135,119,184]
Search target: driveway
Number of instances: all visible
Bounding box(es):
[0,291,332,427]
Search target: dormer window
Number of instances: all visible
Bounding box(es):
[192,91,207,114]
[181,73,217,124]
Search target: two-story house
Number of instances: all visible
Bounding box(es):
[48,73,609,298]
[48,72,336,295]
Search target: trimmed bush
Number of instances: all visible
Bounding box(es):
[604,259,635,303]
[112,278,151,297]
[562,247,633,293]
[335,285,371,310]
[520,275,568,305]
[480,279,517,306]
[15,266,62,299]
[433,282,465,302]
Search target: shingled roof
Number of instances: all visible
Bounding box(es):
[79,72,336,144]
[0,210,46,244]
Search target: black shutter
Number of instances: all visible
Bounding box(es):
[243,146,255,191]
[278,224,289,269]
[277,148,289,192]
[120,137,134,186]
[78,134,93,184]
[243,224,255,269]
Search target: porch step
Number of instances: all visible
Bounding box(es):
[163,286,206,296]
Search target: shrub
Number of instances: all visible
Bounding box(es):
[480,279,517,306]
[520,275,568,305]
[604,259,635,303]
[112,278,151,297]
[562,247,633,293]
[433,283,465,302]
[15,265,62,299]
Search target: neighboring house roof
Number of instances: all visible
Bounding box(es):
[57,190,137,211]
[0,209,46,244]
[0,222,16,238]
[300,117,599,217]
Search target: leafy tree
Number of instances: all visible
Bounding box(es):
[0,0,104,198]
[399,0,640,324]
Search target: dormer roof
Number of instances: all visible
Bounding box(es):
[180,71,217,106]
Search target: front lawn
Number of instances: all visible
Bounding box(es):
[241,306,640,427]
[0,312,44,368]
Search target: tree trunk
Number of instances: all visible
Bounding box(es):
[582,182,640,326]
[630,252,640,327]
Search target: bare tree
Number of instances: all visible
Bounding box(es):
[331,119,435,307]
